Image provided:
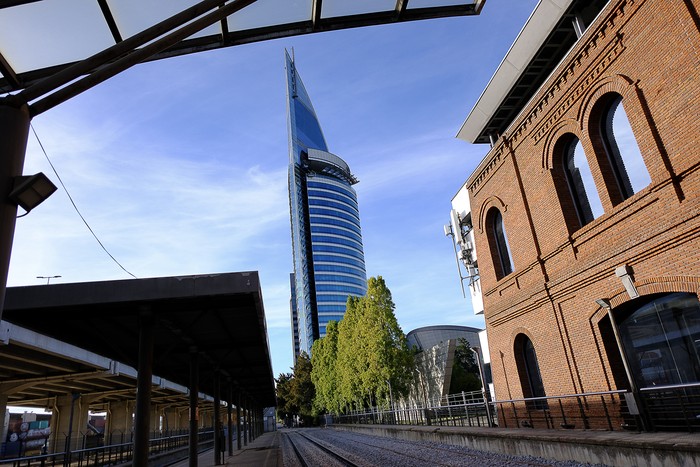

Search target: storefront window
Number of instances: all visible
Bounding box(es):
[619,293,700,388]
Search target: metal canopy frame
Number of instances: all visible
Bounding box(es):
[0,0,484,96]
[0,3,487,464]
[3,272,276,408]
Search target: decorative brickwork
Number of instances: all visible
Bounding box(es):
[463,0,700,430]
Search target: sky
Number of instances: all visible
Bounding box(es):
[7,0,540,379]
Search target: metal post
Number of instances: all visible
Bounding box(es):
[227,383,233,457]
[606,307,649,431]
[236,392,241,451]
[0,97,30,323]
[134,311,155,467]
[189,349,199,467]
[472,347,494,427]
[213,372,221,465]
[243,402,248,446]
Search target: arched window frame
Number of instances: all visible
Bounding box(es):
[486,207,514,279]
[554,133,604,230]
[514,333,548,410]
[583,84,653,207]
[598,93,651,200]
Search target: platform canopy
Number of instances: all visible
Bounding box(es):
[0,0,484,94]
[3,272,276,407]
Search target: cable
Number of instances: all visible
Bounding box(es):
[30,123,138,279]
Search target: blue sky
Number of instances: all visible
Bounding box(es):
[7,0,539,378]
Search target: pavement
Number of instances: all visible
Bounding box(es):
[167,432,281,467]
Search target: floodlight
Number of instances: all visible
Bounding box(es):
[8,172,57,213]
[595,298,611,309]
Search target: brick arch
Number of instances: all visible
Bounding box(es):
[541,118,581,170]
[590,276,700,312]
[511,329,547,400]
[476,195,508,234]
[578,73,637,126]
[577,73,655,206]
[510,326,537,348]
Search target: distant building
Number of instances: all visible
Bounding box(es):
[285,51,368,357]
[451,0,700,431]
[407,325,491,405]
[407,325,481,351]
[289,273,300,360]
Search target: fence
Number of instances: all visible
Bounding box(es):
[0,429,215,467]
[335,390,638,431]
[640,382,700,432]
[334,384,700,433]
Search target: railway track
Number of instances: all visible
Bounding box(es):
[281,428,605,466]
[283,430,359,466]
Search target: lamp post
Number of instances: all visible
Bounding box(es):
[37,275,61,285]
[386,379,394,423]
[595,298,648,431]
[471,346,494,427]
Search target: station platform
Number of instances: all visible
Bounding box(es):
[167,432,281,467]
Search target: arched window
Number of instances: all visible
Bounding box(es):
[561,134,604,227]
[600,94,651,200]
[487,208,513,279]
[618,293,700,388]
[515,334,548,409]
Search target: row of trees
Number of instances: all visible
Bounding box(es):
[311,276,414,414]
[276,276,483,424]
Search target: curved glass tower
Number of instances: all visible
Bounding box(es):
[285,50,367,357]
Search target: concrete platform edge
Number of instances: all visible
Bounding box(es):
[332,424,700,467]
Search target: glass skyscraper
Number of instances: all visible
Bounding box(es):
[285,50,367,358]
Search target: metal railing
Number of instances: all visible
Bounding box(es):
[334,390,639,431]
[333,384,700,432]
[640,382,700,432]
[0,429,215,467]
[494,390,634,431]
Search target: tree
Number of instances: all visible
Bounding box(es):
[449,338,482,393]
[275,372,294,426]
[311,320,340,414]
[336,295,365,409]
[290,352,315,424]
[336,277,413,410]
[275,352,316,426]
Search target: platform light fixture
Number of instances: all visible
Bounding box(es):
[8,172,57,214]
[595,298,611,309]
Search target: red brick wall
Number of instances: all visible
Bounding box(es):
[466,0,700,411]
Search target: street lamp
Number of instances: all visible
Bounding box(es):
[37,275,61,285]
[471,346,494,427]
[595,298,648,431]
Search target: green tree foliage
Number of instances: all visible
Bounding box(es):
[449,338,483,393]
[275,372,294,424]
[310,321,340,414]
[336,295,365,409]
[334,276,414,410]
[290,352,315,423]
[275,352,316,425]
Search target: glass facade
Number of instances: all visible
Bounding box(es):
[619,293,700,388]
[285,50,367,357]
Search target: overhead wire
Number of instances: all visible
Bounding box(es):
[29,123,138,279]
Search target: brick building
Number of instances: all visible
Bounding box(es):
[450,0,700,430]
